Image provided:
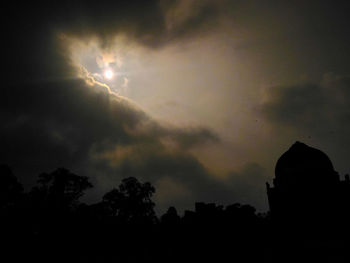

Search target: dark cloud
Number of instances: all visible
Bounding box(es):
[261,83,326,128]
[5,0,221,53]
[0,75,220,209]
[226,163,270,211]
[1,0,229,213]
[260,74,350,173]
[93,145,270,213]
[261,74,350,135]
[1,68,260,214]
[163,126,219,150]
[3,0,225,91]
[153,161,270,213]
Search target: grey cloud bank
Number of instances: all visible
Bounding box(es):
[3,0,350,213]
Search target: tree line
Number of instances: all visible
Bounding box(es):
[0,164,349,263]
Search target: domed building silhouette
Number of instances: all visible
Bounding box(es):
[266,142,350,231]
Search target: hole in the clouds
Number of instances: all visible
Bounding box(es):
[65,37,130,94]
[104,69,114,80]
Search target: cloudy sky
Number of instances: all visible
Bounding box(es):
[2,0,350,213]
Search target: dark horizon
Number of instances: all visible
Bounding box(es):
[1,141,350,262]
[2,140,350,216]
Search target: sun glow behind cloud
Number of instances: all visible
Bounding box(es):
[60,27,296,185]
[61,32,267,175]
[63,35,133,96]
[104,69,114,80]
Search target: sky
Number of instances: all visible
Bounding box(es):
[2,0,350,214]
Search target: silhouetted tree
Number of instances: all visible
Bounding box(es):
[1,141,350,263]
[0,164,23,211]
[32,167,92,212]
[103,177,156,224]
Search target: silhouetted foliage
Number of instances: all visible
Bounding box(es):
[1,141,350,262]
[102,177,156,224]
[0,164,23,211]
[32,167,92,211]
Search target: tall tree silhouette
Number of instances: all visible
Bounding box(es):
[0,164,23,211]
[103,177,156,224]
[32,167,92,212]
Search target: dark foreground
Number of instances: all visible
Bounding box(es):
[1,142,350,262]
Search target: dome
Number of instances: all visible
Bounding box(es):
[274,141,338,189]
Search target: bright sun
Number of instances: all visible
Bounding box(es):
[104,69,114,80]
